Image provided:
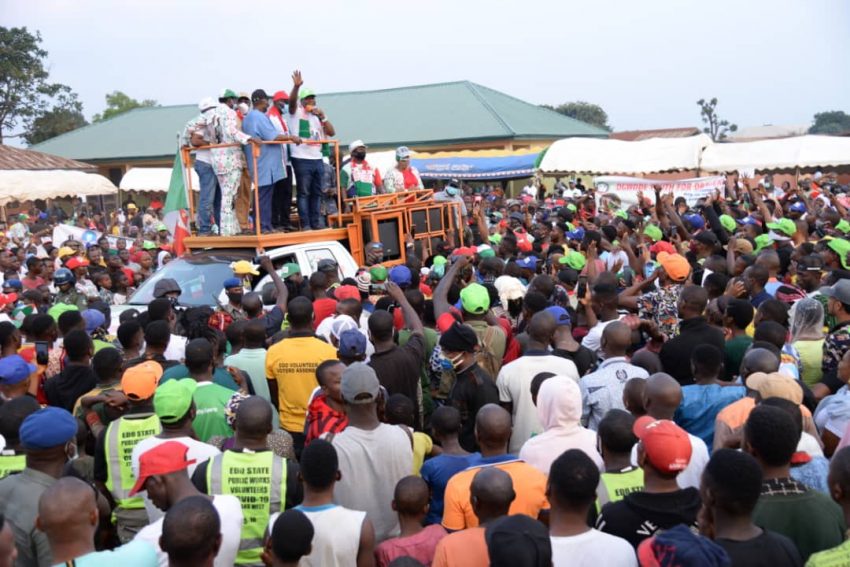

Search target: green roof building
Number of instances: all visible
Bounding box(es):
[32,80,607,183]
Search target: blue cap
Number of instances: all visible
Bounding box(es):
[516,256,539,269]
[19,407,77,449]
[683,213,705,230]
[388,265,412,287]
[0,355,37,385]
[3,279,22,291]
[566,227,585,241]
[790,201,807,213]
[737,216,759,226]
[338,329,367,357]
[82,309,106,333]
[544,306,571,327]
[223,277,242,289]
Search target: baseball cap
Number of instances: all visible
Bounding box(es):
[695,231,719,247]
[516,256,539,270]
[754,234,773,253]
[649,241,676,256]
[129,440,197,496]
[836,220,850,235]
[219,88,238,99]
[745,371,803,405]
[156,223,168,232]
[348,140,366,153]
[317,258,338,273]
[279,263,301,278]
[633,416,692,473]
[656,252,690,282]
[19,407,77,450]
[338,329,367,358]
[558,251,586,271]
[766,218,796,237]
[57,246,76,259]
[47,302,78,322]
[271,90,289,102]
[340,362,380,404]
[485,514,552,567]
[489,233,503,245]
[329,315,358,339]
[683,213,705,230]
[154,379,197,424]
[460,283,490,315]
[121,361,163,401]
[334,285,360,302]
[298,88,316,100]
[736,215,760,226]
[789,201,807,213]
[827,238,850,269]
[643,225,663,243]
[65,257,90,270]
[565,227,585,241]
[82,309,106,333]
[388,265,412,286]
[230,260,260,276]
[719,214,736,233]
[369,265,388,283]
[477,244,496,259]
[544,306,571,327]
[733,239,754,255]
[0,355,36,386]
[251,89,269,103]
[142,240,157,250]
[820,279,850,305]
[3,279,22,291]
[223,277,242,290]
[395,146,411,160]
[198,97,217,112]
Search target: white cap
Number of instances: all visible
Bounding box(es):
[396,146,411,160]
[198,97,217,112]
[348,140,366,153]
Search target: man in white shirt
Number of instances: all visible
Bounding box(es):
[132,440,242,567]
[497,311,579,453]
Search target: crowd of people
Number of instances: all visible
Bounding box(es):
[1,154,850,567]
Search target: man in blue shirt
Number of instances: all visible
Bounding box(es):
[242,89,291,233]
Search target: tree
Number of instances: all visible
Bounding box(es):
[809,111,850,135]
[0,26,82,144]
[697,97,737,141]
[23,88,87,145]
[93,91,158,122]
[541,101,611,131]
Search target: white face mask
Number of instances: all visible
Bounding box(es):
[238,102,250,114]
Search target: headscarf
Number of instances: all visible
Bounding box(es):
[493,275,526,311]
[790,297,825,343]
[157,250,172,270]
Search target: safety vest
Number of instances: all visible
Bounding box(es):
[0,452,25,479]
[105,413,161,509]
[207,450,287,566]
[596,467,644,512]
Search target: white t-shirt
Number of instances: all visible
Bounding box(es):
[630,432,709,490]
[496,354,579,453]
[134,494,243,567]
[131,436,221,523]
[550,530,637,567]
[581,316,627,356]
[287,105,324,160]
[269,504,366,567]
[164,334,187,362]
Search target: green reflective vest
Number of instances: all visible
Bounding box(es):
[207,450,287,566]
[596,467,644,512]
[105,413,161,509]
[0,452,25,479]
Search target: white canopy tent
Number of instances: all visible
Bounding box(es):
[0,170,117,205]
[538,134,712,175]
[120,167,200,192]
[700,135,850,172]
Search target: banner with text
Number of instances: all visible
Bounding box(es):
[52,224,135,249]
[592,176,724,209]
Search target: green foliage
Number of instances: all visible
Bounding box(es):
[24,88,87,145]
[809,111,850,135]
[541,101,611,131]
[92,91,158,123]
[697,97,737,141]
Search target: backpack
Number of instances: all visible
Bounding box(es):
[474,324,502,379]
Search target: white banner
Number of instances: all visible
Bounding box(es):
[593,175,724,209]
[52,224,135,248]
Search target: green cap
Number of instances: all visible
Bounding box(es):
[827,238,850,270]
[754,234,773,252]
[836,220,850,235]
[432,255,447,266]
[614,210,628,220]
[18,213,28,221]
[142,240,157,250]
[460,283,490,315]
[299,88,315,100]
[488,234,502,245]
[156,223,168,232]
[643,225,663,242]
[566,204,577,212]
[719,214,736,233]
[766,218,796,237]
[154,379,197,424]
[558,250,587,271]
[220,89,237,99]
[48,303,79,322]
[370,265,388,282]
[279,263,301,278]
[565,222,575,232]
[478,248,496,259]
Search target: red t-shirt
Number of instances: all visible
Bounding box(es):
[312,298,338,330]
[402,168,419,189]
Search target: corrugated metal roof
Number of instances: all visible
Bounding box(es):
[32,81,607,162]
[610,127,701,141]
[0,145,95,171]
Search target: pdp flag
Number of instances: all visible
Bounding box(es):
[163,151,191,257]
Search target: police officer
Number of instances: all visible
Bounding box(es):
[0,396,40,479]
[53,267,86,310]
[192,396,301,566]
[0,354,36,402]
[94,361,163,543]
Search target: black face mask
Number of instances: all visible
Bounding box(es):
[168,296,179,308]
[352,150,366,161]
[227,291,243,304]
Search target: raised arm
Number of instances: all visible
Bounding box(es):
[385,280,423,335]
[432,256,468,318]
[289,70,302,115]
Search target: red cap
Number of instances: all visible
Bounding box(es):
[633,416,692,473]
[649,241,676,256]
[66,257,90,270]
[436,311,461,333]
[0,293,17,306]
[272,90,289,102]
[517,238,533,253]
[129,440,196,496]
[334,285,360,302]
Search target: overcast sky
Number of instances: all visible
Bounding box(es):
[5,0,849,132]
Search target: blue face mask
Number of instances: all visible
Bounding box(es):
[446,187,459,197]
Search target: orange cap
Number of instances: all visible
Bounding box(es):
[656,252,690,282]
[121,361,163,401]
